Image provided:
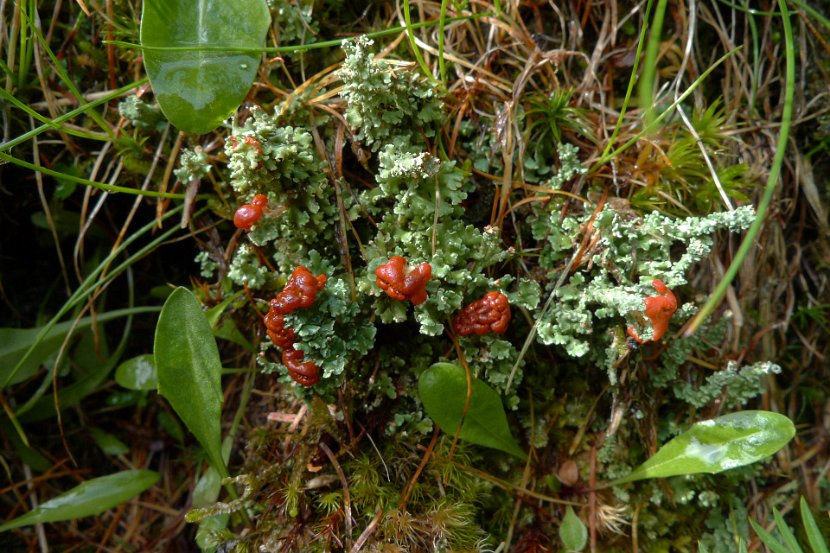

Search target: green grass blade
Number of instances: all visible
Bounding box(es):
[107,13,490,56]
[0,78,148,153]
[0,306,161,387]
[0,88,109,142]
[790,0,830,31]
[685,0,794,335]
[774,507,803,552]
[750,518,796,553]
[18,8,114,139]
[800,497,830,553]
[402,0,436,82]
[2,204,185,390]
[438,0,449,85]
[594,46,740,170]
[639,0,668,128]
[0,151,186,199]
[599,0,654,163]
[20,271,149,423]
[13,222,187,418]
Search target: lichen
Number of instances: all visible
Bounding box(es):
[272,0,318,49]
[285,276,377,382]
[174,147,211,183]
[545,142,587,189]
[117,95,165,130]
[199,33,780,552]
[339,36,444,151]
[224,108,341,273]
[227,244,269,289]
[195,251,218,279]
[674,361,782,408]
[533,204,756,368]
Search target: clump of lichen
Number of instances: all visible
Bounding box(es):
[271,0,318,48]
[118,95,165,130]
[530,203,755,368]
[225,108,342,274]
[339,36,444,151]
[197,32,785,552]
[174,147,211,183]
[261,275,377,394]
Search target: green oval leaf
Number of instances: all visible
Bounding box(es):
[90,427,130,456]
[154,287,226,476]
[559,506,588,552]
[115,354,158,391]
[418,362,526,459]
[614,411,795,484]
[0,470,158,532]
[140,0,271,134]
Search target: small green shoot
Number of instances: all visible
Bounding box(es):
[559,506,588,552]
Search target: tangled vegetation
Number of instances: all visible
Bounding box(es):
[2,0,830,552]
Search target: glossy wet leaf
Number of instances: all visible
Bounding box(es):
[154,287,226,475]
[418,362,526,459]
[115,354,158,391]
[559,506,587,552]
[140,0,271,134]
[614,411,795,484]
[0,470,158,532]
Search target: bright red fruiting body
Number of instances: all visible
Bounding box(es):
[271,266,327,313]
[453,291,511,336]
[233,195,269,231]
[234,204,262,230]
[627,279,678,344]
[264,310,295,350]
[282,348,320,386]
[263,266,327,386]
[375,255,432,305]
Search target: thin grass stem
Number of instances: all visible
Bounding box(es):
[685,0,794,335]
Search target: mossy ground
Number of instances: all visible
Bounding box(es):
[2,1,830,551]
